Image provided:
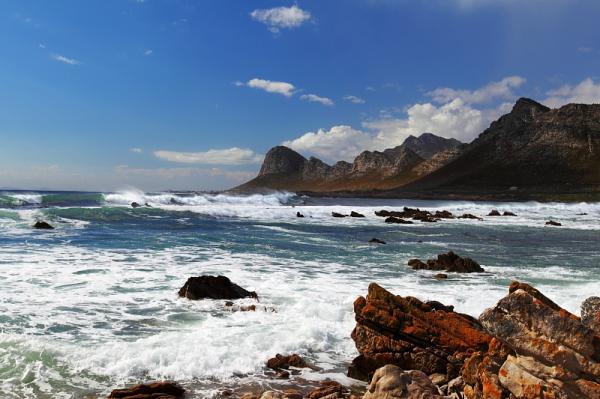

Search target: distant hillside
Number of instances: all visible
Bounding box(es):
[235,133,462,192]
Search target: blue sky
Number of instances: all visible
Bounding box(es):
[1,0,599,191]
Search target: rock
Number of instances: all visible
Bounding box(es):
[131,202,141,208]
[434,210,454,219]
[275,370,290,379]
[458,214,482,220]
[502,211,517,216]
[33,221,54,229]
[178,275,257,300]
[479,281,600,398]
[332,212,346,218]
[488,210,501,216]
[546,220,562,226]
[581,297,600,334]
[107,381,185,398]
[369,238,386,245]
[384,217,413,224]
[296,212,304,218]
[429,373,448,386]
[434,273,448,280]
[363,365,445,399]
[304,381,347,399]
[266,354,309,370]
[350,211,365,218]
[260,391,284,399]
[348,283,493,382]
[408,251,484,273]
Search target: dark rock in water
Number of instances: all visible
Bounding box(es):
[546,220,562,226]
[131,202,141,208]
[408,251,484,273]
[266,354,309,370]
[503,211,517,216]
[348,283,492,382]
[384,216,413,224]
[488,209,501,216]
[107,381,185,398]
[332,212,346,218]
[434,273,448,279]
[363,365,446,399]
[479,281,600,398]
[296,212,304,218]
[275,370,290,379]
[145,202,151,207]
[178,275,257,300]
[33,221,54,229]
[169,197,184,205]
[581,296,600,334]
[458,213,482,220]
[434,210,454,219]
[350,211,365,218]
[369,238,386,244]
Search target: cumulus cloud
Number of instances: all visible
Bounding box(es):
[283,125,375,162]
[50,54,81,65]
[343,95,366,104]
[427,76,525,104]
[250,5,311,33]
[300,93,334,106]
[153,147,263,165]
[144,49,153,56]
[130,147,143,153]
[543,78,600,108]
[243,78,296,97]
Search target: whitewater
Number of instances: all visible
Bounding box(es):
[0,190,598,398]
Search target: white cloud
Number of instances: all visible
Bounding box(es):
[153,147,263,165]
[39,43,46,49]
[300,93,334,106]
[115,165,255,182]
[50,54,81,65]
[343,95,366,104]
[144,49,153,56]
[283,125,375,162]
[578,46,593,53]
[544,78,600,108]
[427,76,525,104]
[250,5,311,33]
[245,78,296,97]
[130,147,143,153]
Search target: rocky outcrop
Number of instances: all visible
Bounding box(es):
[258,146,307,178]
[363,365,445,399]
[403,133,462,160]
[369,238,386,244]
[348,283,493,382]
[266,354,309,370]
[479,281,600,398]
[376,208,454,223]
[408,251,484,273]
[178,275,257,300]
[33,221,54,229]
[546,220,562,226]
[581,297,600,334]
[107,381,185,398]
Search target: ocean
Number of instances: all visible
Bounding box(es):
[0,190,598,398]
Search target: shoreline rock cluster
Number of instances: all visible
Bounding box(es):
[408,251,484,273]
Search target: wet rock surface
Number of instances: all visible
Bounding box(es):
[408,251,484,273]
[178,275,257,300]
[546,220,562,226]
[33,221,54,229]
[369,238,386,244]
[267,354,310,370]
[107,381,185,398]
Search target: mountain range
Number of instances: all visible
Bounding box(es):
[235,98,600,200]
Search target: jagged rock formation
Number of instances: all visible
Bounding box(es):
[178,275,257,300]
[236,133,462,192]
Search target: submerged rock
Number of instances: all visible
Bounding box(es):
[488,210,501,216]
[131,202,141,208]
[384,217,413,224]
[266,354,309,370]
[546,220,562,226]
[408,251,484,273]
[434,273,448,279]
[350,211,365,218]
[332,212,346,218]
[369,238,386,244]
[107,381,185,398]
[363,365,445,399]
[458,213,482,220]
[502,211,517,216]
[33,221,54,229]
[296,212,305,218]
[479,281,600,398]
[178,275,257,300]
[348,283,492,382]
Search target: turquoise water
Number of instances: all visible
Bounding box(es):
[0,190,598,398]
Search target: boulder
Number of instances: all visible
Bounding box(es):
[502,211,517,216]
[107,381,185,398]
[178,275,257,300]
[479,281,600,398]
[266,354,309,370]
[488,210,501,216]
[33,221,54,229]
[304,381,348,399]
[458,214,482,220]
[581,297,600,334]
[363,365,445,399]
[296,212,305,218]
[351,211,366,218]
[369,238,387,245]
[131,202,141,208]
[332,212,347,218]
[408,251,484,273]
[348,283,493,382]
[434,273,448,280]
[385,217,413,224]
[546,220,562,226]
[434,210,454,219]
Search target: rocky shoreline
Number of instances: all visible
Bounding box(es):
[104,276,600,398]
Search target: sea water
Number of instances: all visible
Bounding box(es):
[0,190,598,398]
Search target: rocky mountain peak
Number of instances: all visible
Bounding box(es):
[403,133,462,159]
[258,146,307,177]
